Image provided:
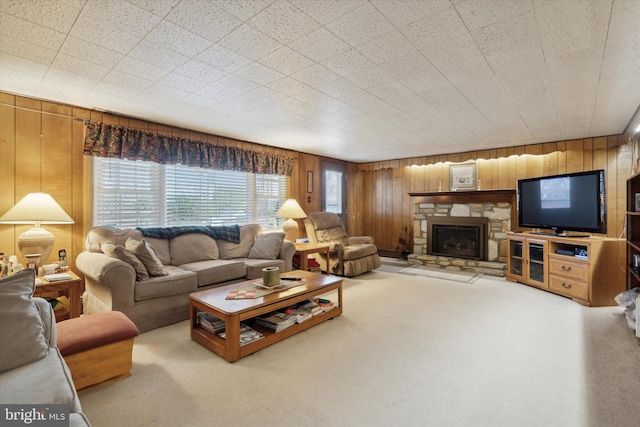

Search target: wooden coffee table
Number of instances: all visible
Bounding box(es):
[189,270,342,362]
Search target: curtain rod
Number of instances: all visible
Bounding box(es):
[0,102,298,158]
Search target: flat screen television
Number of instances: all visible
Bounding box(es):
[517,169,606,236]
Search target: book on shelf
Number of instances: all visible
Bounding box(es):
[43,273,72,282]
[295,299,324,317]
[255,311,297,332]
[313,298,339,313]
[218,323,264,346]
[197,311,225,334]
[290,307,313,324]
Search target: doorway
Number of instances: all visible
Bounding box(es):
[321,160,347,226]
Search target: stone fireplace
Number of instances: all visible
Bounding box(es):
[408,190,515,277]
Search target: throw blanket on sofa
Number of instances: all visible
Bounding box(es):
[136,225,241,243]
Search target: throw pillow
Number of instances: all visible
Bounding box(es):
[125,238,168,277]
[218,224,260,259]
[248,232,285,260]
[102,242,150,281]
[0,269,49,373]
[169,233,219,266]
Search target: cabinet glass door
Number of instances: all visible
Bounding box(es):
[509,240,523,277]
[528,242,545,285]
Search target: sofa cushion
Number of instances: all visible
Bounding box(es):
[145,237,171,265]
[102,242,150,281]
[342,243,379,260]
[0,347,80,411]
[125,237,167,277]
[169,233,219,266]
[133,266,198,302]
[179,260,247,286]
[242,258,287,280]
[86,226,143,252]
[249,232,285,260]
[218,224,261,259]
[0,270,49,373]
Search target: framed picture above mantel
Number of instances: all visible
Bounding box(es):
[449,163,477,191]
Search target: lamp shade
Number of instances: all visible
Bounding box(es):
[0,193,75,225]
[0,193,74,263]
[276,199,307,219]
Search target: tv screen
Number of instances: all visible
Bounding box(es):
[517,170,606,235]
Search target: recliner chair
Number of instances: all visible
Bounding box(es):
[304,212,381,277]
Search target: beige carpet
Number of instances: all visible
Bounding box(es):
[79,270,640,427]
[398,265,483,283]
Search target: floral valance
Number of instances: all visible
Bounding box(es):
[83,120,294,176]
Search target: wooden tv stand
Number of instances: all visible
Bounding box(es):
[506,232,625,306]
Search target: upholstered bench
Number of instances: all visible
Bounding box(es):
[57,311,139,391]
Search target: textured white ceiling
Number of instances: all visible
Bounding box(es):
[1,0,638,163]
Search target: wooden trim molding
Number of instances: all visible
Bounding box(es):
[408,189,516,205]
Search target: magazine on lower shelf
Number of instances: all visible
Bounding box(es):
[255,312,297,332]
[218,323,264,346]
[314,298,339,312]
[197,311,225,334]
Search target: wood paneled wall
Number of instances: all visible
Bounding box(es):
[0,93,86,271]
[1,90,636,275]
[352,137,634,252]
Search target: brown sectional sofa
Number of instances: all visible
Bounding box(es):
[76,224,294,332]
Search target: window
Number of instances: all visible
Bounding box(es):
[93,157,288,229]
[321,160,347,225]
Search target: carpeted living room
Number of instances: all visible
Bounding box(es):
[78,266,639,426]
[1,1,640,426]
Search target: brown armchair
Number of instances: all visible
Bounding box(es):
[304,212,381,276]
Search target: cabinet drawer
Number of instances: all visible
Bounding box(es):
[548,256,589,281]
[549,275,588,300]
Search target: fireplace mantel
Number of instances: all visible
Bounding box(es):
[409,189,516,205]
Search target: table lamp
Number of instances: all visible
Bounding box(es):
[276,199,307,242]
[0,193,75,263]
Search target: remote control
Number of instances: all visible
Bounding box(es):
[281,277,302,281]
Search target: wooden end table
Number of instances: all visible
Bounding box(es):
[294,242,330,272]
[190,270,342,362]
[34,270,82,321]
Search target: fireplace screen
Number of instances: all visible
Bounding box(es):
[433,225,481,259]
[427,217,488,261]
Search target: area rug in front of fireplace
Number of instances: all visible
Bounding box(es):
[398,266,482,284]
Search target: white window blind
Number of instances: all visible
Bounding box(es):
[93,158,163,228]
[94,157,287,229]
[166,165,250,225]
[256,174,289,229]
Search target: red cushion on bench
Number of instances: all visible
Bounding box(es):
[57,311,139,357]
